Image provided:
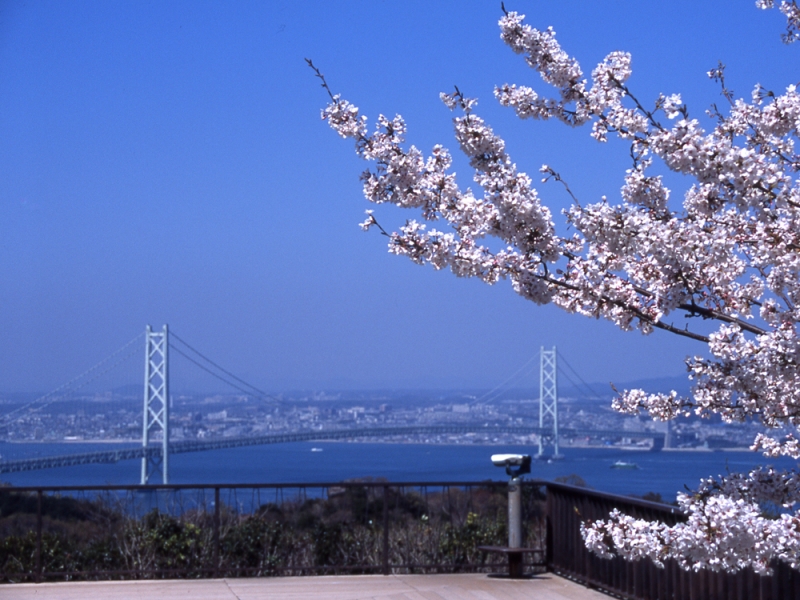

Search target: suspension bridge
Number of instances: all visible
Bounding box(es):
[0,326,666,483]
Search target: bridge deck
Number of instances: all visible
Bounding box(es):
[2,573,609,600]
[0,425,665,474]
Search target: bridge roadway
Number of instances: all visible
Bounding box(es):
[0,425,665,474]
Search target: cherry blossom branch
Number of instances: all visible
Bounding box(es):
[540,165,581,207]
[675,302,767,336]
[305,58,336,103]
[540,272,712,342]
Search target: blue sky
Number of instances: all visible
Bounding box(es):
[1,1,797,393]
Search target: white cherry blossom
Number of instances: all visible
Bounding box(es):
[313,2,800,573]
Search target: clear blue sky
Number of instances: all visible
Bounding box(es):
[0,1,796,393]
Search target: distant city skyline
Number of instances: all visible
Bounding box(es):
[1,1,794,393]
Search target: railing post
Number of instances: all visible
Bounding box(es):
[545,484,553,570]
[214,486,220,576]
[382,484,390,575]
[36,490,43,582]
[508,477,522,548]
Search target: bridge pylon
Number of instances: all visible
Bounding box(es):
[537,346,561,458]
[141,325,170,485]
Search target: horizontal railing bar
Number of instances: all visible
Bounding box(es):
[544,481,683,516]
[0,479,681,515]
[0,479,683,520]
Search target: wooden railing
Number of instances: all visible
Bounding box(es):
[546,482,800,600]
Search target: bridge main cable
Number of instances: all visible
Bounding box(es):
[169,331,284,404]
[0,332,144,425]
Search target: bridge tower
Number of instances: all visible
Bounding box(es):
[141,325,170,485]
[537,346,560,458]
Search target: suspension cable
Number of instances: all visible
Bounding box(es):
[169,332,283,404]
[469,352,538,406]
[558,351,607,401]
[0,332,144,424]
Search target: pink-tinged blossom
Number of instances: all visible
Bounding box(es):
[317,2,800,574]
[758,0,800,42]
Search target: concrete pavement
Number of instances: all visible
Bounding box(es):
[1,573,610,599]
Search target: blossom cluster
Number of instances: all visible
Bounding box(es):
[318,2,800,573]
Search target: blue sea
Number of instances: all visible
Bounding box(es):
[1,441,796,502]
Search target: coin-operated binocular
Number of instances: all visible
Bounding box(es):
[491,454,531,552]
[491,453,531,479]
[479,454,536,577]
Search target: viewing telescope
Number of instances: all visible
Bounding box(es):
[490,453,531,479]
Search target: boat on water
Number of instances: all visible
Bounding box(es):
[610,460,639,470]
[310,447,323,452]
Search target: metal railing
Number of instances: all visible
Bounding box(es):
[2,480,799,599]
[0,480,546,582]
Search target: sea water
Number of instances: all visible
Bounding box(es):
[0,440,796,502]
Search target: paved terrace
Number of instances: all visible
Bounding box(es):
[2,573,609,599]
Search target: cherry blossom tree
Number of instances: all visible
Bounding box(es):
[312,1,800,573]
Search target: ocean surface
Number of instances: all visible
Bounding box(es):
[1,441,796,502]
